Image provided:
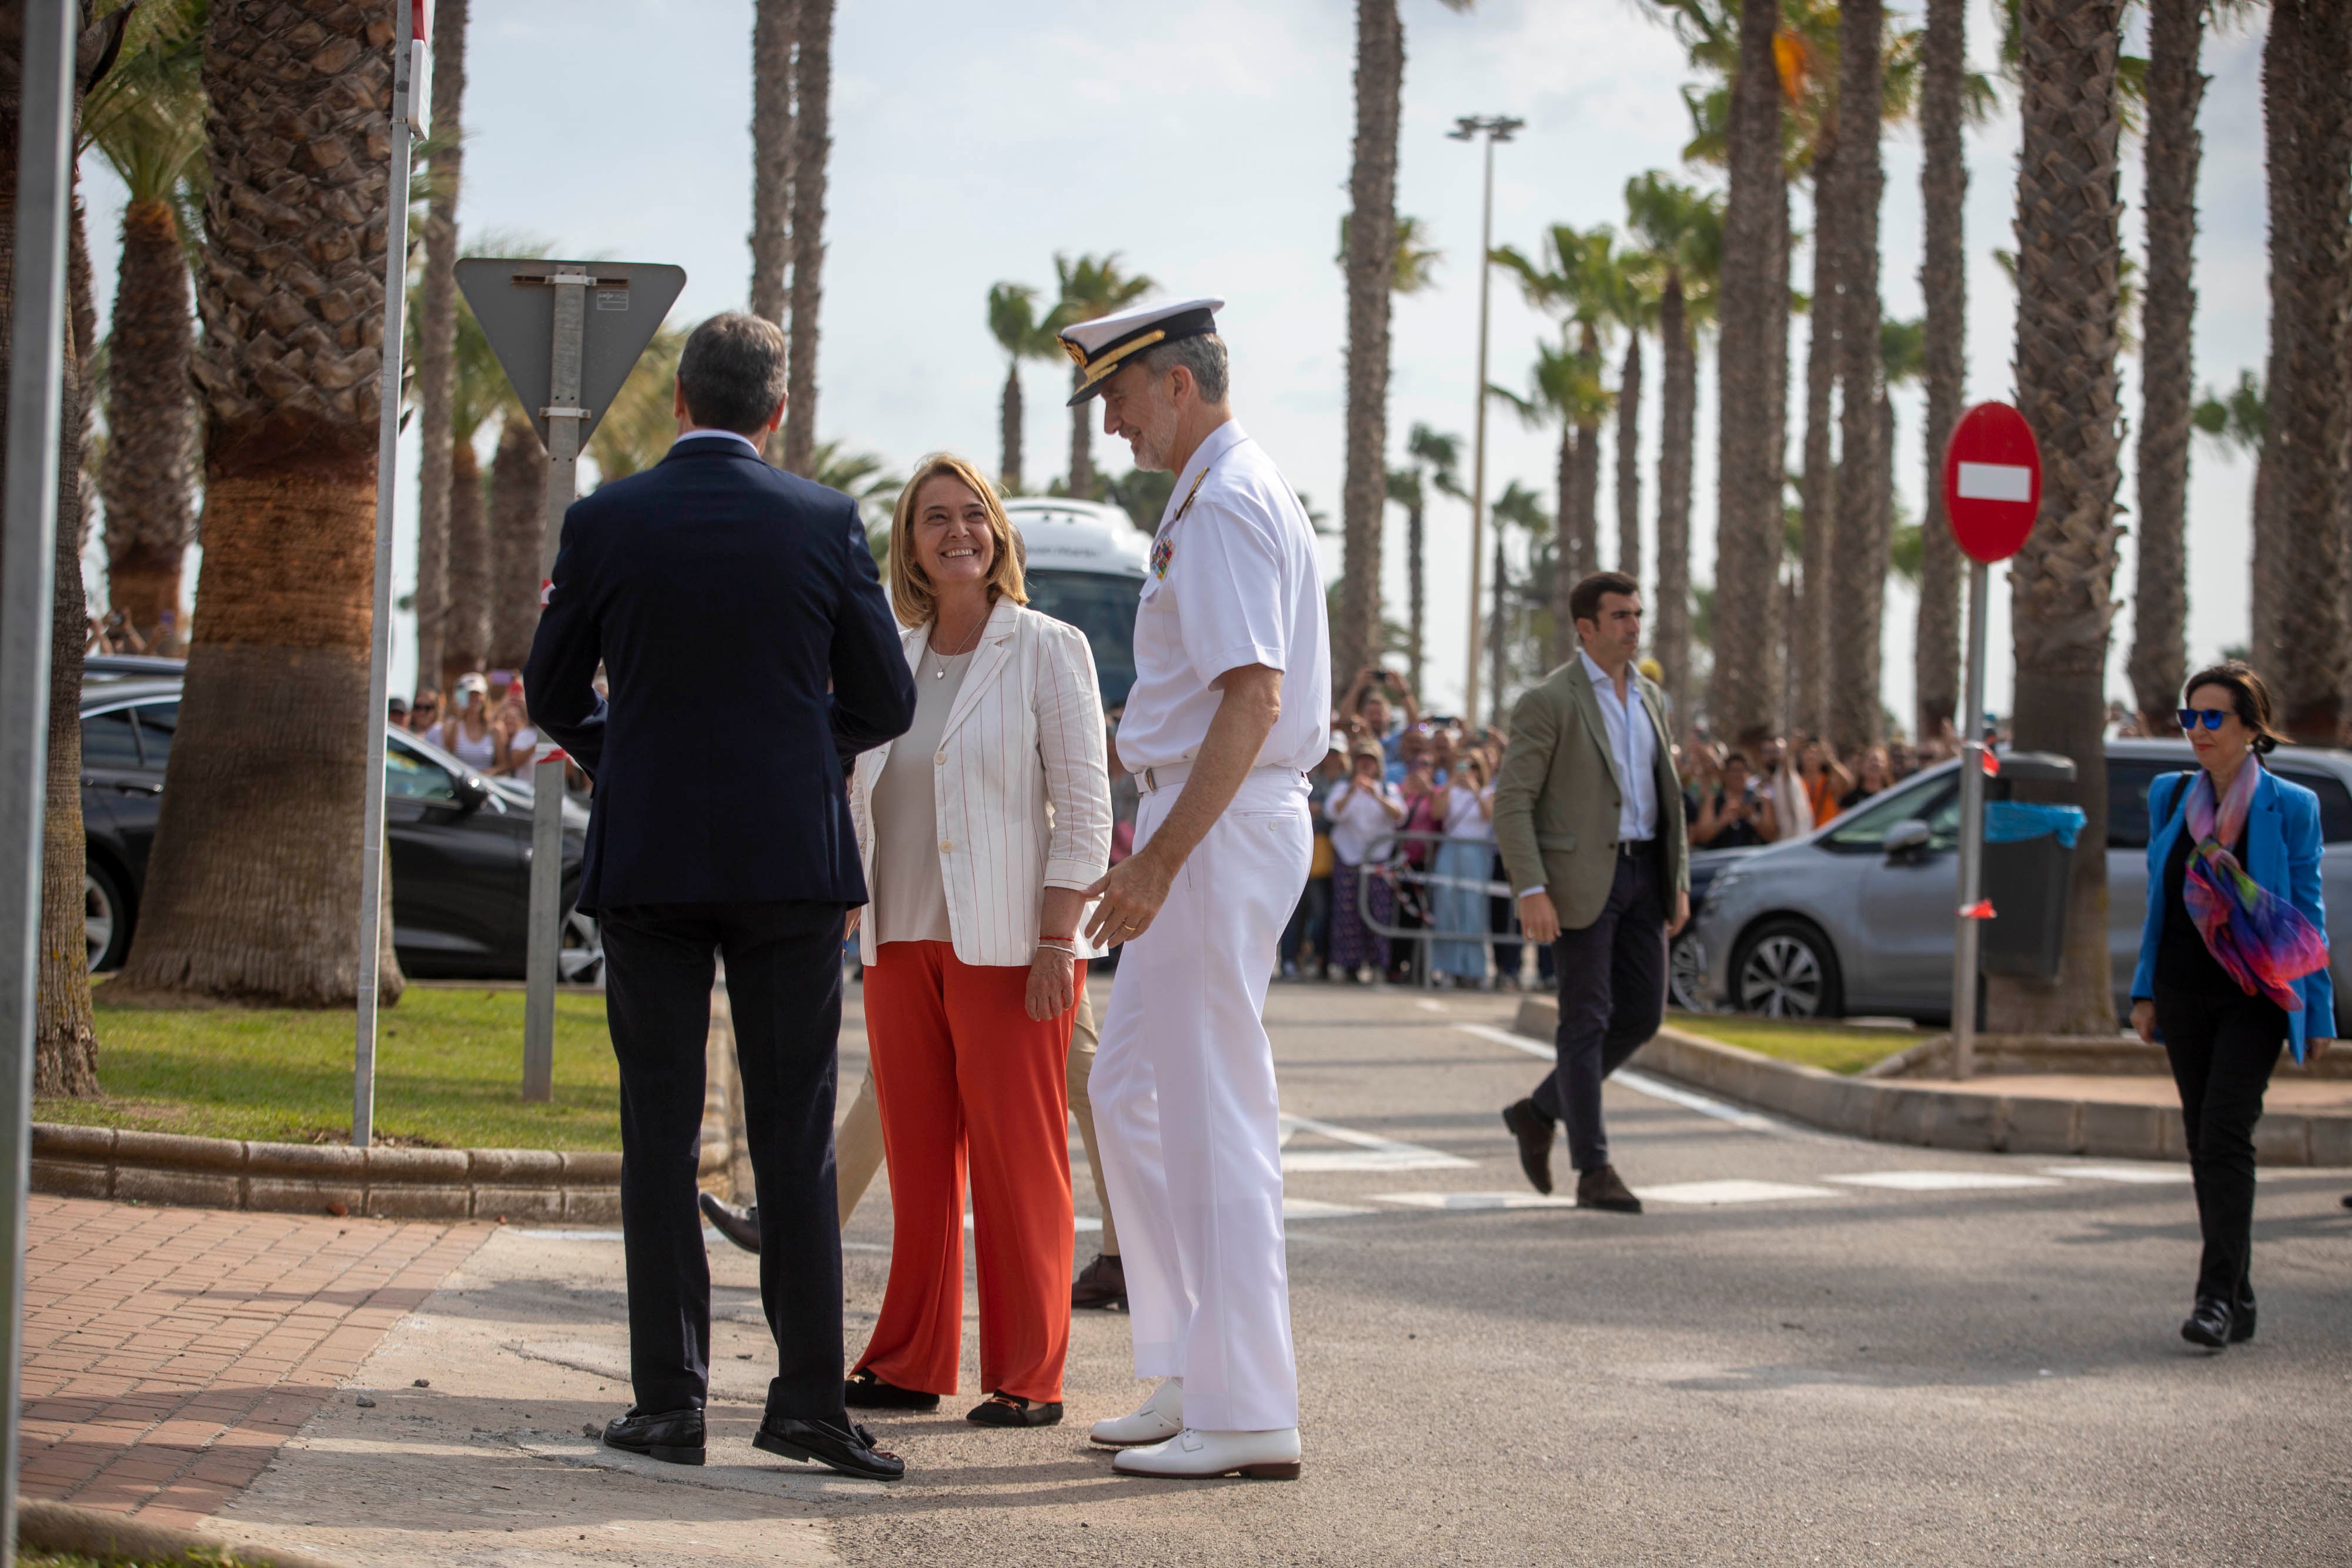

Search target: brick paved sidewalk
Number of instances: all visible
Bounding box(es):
[18,1195,491,1528]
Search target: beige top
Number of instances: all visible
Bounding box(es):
[870,640,974,946]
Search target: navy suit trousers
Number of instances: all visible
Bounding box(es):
[1533,848,1668,1171]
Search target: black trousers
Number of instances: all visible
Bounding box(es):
[602,899,850,1424]
[2153,981,2286,1308]
[1532,848,1668,1171]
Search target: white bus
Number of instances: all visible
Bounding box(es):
[1003,497,1148,711]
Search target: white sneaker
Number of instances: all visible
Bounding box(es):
[1088,1379,1183,1448]
[1112,1426,1301,1480]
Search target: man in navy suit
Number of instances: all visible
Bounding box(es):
[525,313,916,1480]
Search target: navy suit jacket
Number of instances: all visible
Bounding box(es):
[523,434,916,912]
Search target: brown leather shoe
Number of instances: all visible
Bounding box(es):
[1501,1099,1555,1195]
[1576,1164,1642,1213]
[1071,1252,1127,1310]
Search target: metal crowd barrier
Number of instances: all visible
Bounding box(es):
[1352,829,1525,989]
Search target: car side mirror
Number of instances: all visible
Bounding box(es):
[451,773,489,812]
[1883,818,1932,864]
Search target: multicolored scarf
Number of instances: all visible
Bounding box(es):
[2181,760,2330,1057]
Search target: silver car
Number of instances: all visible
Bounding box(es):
[1692,739,2352,1027]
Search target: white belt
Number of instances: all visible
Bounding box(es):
[1135,761,1305,794]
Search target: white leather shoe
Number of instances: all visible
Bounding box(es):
[1088,1379,1183,1448]
[1111,1426,1301,1480]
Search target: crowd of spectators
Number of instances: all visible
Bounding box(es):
[392,669,546,780]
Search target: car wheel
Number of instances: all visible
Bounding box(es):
[559,910,603,987]
[86,861,131,972]
[1669,932,1710,1012]
[1730,917,1842,1018]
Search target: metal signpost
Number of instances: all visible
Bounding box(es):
[456,259,683,1098]
[355,0,429,1149]
[1942,401,2042,1081]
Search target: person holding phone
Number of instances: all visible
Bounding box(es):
[1324,743,1404,983]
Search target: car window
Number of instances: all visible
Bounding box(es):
[1825,775,1957,852]
[81,709,142,770]
[386,741,457,803]
[1022,569,1140,710]
[131,702,177,772]
[2272,767,2352,844]
[2107,758,2181,849]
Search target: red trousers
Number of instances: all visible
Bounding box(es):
[855,941,1075,1402]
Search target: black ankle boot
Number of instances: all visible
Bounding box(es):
[2180,1296,2233,1350]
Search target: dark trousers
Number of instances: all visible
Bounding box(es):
[602,899,850,1425]
[2153,981,2286,1308]
[1489,852,1522,983]
[1532,849,1667,1172]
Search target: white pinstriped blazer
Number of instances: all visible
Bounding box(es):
[849,597,1113,967]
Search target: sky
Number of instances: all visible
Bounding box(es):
[76,0,2273,726]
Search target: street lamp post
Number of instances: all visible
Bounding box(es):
[1450,114,1521,727]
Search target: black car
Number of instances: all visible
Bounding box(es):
[78,672,599,982]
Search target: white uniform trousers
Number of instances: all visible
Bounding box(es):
[1093,767,1311,1432]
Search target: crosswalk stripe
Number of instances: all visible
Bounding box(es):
[1633,1179,1838,1205]
[1449,1024,1800,1138]
[1826,1171,2064,1191]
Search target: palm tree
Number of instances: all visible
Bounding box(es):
[1625,173,1721,728]
[1051,252,1152,502]
[2261,0,2351,741]
[1995,0,2126,1036]
[1608,256,1655,588]
[1824,0,1886,757]
[1916,0,1967,745]
[782,0,834,477]
[2192,372,2269,661]
[1712,0,1788,744]
[2124,0,2206,735]
[749,0,793,326]
[118,0,404,1007]
[86,0,204,645]
[1492,335,1608,663]
[987,283,1058,493]
[411,0,469,696]
[1488,479,1551,714]
[1388,424,1463,694]
[486,407,542,670]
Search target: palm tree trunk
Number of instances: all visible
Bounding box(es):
[1993,0,2126,1037]
[1711,0,1786,743]
[1553,422,1576,663]
[1406,500,1425,694]
[1796,125,1840,738]
[1655,272,1695,726]
[118,0,404,1006]
[1067,369,1093,499]
[1616,333,1642,584]
[781,0,833,478]
[1000,360,1022,493]
[1915,0,1966,745]
[100,197,197,637]
[1489,534,1509,726]
[413,0,468,699]
[1828,0,1885,757]
[485,411,542,674]
[749,0,794,326]
[444,427,493,691]
[2250,423,2280,667]
[2264,0,2352,741]
[1338,0,1402,698]
[2125,0,2201,733]
[1764,163,1792,734]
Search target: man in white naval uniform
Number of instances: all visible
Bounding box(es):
[1064,297,1328,1482]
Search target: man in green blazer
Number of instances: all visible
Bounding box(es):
[1491,571,1689,1212]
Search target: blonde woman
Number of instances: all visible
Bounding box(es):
[843,453,1110,1427]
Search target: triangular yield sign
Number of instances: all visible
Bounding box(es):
[455,258,687,448]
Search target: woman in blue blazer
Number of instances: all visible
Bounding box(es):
[2130,663,2333,1351]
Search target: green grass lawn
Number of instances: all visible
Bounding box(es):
[1663,1009,1923,1076]
[37,986,622,1149]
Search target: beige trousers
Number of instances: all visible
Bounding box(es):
[836,980,1118,1256]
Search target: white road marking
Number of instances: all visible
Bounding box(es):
[1451,1024,1800,1138]
[1826,1170,2064,1191]
[966,1215,1101,1232]
[1632,1179,1838,1205]
[1415,998,1449,1012]
[2041,1162,2191,1184]
[1283,1198,1377,1221]
[1278,1112,1473,1172]
[1374,1191,1581,1211]
[1454,1021,1552,1059]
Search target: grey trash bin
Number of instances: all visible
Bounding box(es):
[1979,751,2080,980]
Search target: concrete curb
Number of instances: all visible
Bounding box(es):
[30,988,745,1222]
[1510,998,2352,1166]
[19,1497,349,1567]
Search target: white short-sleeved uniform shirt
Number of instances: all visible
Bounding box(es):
[1114,421,1333,777]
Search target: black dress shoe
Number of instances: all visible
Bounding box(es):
[2230,1296,2257,1345]
[1576,1164,1643,1213]
[843,1368,940,1410]
[2180,1296,2233,1350]
[699,1192,761,1255]
[754,1414,906,1480]
[603,1406,704,1466]
[966,1391,1064,1427]
[1502,1099,1555,1195]
[1072,1252,1127,1310]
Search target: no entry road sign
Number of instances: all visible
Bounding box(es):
[1942,401,2041,564]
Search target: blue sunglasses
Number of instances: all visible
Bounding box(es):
[2176,708,2230,731]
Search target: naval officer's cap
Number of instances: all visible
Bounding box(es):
[1058,296,1225,406]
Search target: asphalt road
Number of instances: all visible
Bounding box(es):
[215,978,2352,1567]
